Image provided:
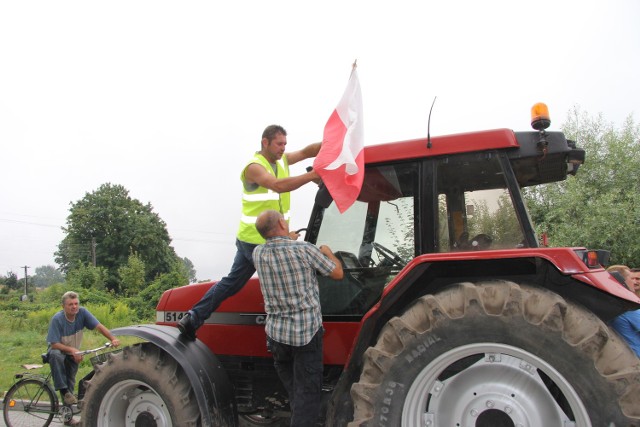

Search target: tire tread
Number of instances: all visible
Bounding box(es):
[349,281,640,425]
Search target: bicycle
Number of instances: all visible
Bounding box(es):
[3,343,113,427]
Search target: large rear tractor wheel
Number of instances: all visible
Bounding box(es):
[81,342,201,427]
[350,281,640,426]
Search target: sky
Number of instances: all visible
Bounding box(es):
[1,0,639,282]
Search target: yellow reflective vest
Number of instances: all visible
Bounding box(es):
[237,153,290,244]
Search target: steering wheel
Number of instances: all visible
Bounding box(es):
[372,242,406,268]
[455,233,493,251]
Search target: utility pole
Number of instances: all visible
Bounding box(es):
[21,265,30,301]
[91,237,97,267]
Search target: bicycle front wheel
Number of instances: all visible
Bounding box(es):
[3,378,56,427]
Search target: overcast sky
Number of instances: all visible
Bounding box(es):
[1,0,638,282]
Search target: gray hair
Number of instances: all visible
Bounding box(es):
[61,291,79,306]
[256,210,283,239]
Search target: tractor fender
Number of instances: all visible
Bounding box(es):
[110,324,237,427]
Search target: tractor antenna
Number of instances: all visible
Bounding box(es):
[427,96,437,149]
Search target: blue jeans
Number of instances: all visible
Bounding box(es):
[48,349,79,393]
[190,239,257,328]
[268,328,324,427]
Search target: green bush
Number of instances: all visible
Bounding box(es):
[34,283,73,305]
[34,283,115,306]
[26,307,60,335]
[129,270,187,321]
[85,302,133,329]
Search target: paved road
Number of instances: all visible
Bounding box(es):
[0,418,70,426]
[0,398,80,426]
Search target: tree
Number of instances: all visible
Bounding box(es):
[4,271,19,291]
[55,183,180,292]
[66,264,107,290]
[524,108,640,266]
[118,252,146,297]
[129,265,190,321]
[32,265,65,288]
[181,257,197,283]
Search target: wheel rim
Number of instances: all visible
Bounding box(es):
[402,343,590,427]
[97,379,172,427]
[4,379,56,427]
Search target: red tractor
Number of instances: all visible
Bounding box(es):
[81,105,640,426]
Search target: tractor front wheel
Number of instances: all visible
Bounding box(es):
[81,343,200,427]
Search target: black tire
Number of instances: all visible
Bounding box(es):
[81,342,200,427]
[239,413,288,426]
[350,281,640,426]
[3,378,56,427]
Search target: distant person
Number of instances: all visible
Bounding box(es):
[47,291,121,425]
[253,210,343,426]
[610,308,640,358]
[178,125,322,340]
[630,268,640,297]
[606,266,640,358]
[607,265,633,290]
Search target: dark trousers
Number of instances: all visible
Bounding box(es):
[190,239,257,327]
[268,329,323,427]
[48,349,79,394]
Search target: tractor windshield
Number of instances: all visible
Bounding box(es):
[314,162,417,317]
[311,151,530,317]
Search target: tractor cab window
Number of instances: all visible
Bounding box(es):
[314,163,417,317]
[436,152,527,252]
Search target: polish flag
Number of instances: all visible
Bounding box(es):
[314,67,364,213]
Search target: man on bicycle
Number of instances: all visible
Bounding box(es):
[46,291,120,423]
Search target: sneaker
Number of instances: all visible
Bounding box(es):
[177,313,197,341]
[63,391,78,405]
[64,417,81,426]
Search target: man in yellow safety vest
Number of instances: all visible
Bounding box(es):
[178,124,321,340]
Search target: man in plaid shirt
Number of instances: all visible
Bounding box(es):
[253,209,343,426]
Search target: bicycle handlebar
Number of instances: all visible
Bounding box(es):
[74,342,112,356]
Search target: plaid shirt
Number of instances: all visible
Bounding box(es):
[253,236,336,346]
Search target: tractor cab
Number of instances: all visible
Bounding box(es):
[306,126,584,318]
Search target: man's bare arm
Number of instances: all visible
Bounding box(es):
[320,245,344,280]
[96,323,121,347]
[51,342,79,355]
[51,342,84,363]
[285,142,322,165]
[245,163,319,194]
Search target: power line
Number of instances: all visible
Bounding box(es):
[0,218,61,228]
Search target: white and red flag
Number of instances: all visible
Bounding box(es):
[314,64,364,213]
